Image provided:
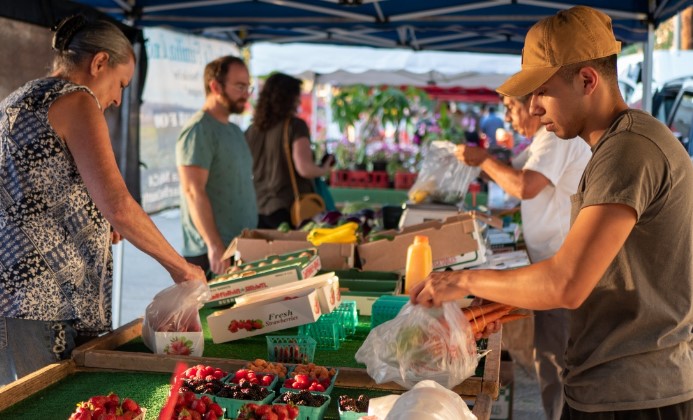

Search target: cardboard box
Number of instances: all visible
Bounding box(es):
[153,331,204,357]
[224,229,355,270]
[357,213,497,273]
[234,272,342,314]
[205,252,321,309]
[207,289,323,343]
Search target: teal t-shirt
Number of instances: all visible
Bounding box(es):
[176,111,258,257]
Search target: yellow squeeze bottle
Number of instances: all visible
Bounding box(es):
[404,235,433,293]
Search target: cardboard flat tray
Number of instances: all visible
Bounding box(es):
[0,318,501,420]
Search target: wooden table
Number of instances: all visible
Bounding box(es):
[0,318,502,419]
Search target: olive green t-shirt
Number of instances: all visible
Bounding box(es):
[566,109,693,411]
[176,111,257,257]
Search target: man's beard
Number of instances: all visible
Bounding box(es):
[221,91,245,114]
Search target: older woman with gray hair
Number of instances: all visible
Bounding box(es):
[0,15,204,385]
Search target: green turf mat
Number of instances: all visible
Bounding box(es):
[0,371,171,419]
[0,369,399,420]
[118,310,372,369]
[118,310,487,376]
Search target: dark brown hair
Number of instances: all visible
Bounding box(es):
[203,55,246,95]
[557,54,618,83]
[252,72,302,131]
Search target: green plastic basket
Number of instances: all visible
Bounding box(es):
[266,335,317,364]
[213,391,275,419]
[280,368,339,396]
[273,391,331,420]
[319,312,346,341]
[298,319,341,350]
[339,408,367,420]
[370,295,410,329]
[330,300,358,336]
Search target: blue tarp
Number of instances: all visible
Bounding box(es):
[72,0,691,53]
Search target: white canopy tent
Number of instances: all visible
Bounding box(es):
[250,42,521,89]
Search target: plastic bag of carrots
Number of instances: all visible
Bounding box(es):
[355,302,478,389]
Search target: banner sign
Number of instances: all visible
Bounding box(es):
[140,27,238,213]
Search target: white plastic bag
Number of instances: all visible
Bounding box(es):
[142,280,211,356]
[384,380,477,420]
[408,141,481,204]
[355,302,478,389]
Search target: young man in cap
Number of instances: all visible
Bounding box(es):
[410,6,693,419]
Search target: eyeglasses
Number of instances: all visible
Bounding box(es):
[230,84,254,95]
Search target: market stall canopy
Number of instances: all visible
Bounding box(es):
[250,42,520,90]
[73,0,689,53]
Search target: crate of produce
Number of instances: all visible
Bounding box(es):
[266,335,317,364]
[370,295,410,329]
[273,390,331,420]
[394,171,418,190]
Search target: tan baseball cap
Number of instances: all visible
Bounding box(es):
[497,6,621,97]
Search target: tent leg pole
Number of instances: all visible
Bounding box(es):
[641,4,655,114]
[112,241,125,329]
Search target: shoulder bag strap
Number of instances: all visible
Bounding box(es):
[282,118,301,202]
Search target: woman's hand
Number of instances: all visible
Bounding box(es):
[111,230,123,244]
[171,262,206,284]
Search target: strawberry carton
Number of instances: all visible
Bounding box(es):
[154,331,204,357]
[207,288,323,343]
[205,251,321,309]
[234,272,341,314]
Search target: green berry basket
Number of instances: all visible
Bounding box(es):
[298,319,341,350]
[280,368,339,396]
[266,335,317,364]
[338,408,367,420]
[223,369,279,391]
[332,300,358,336]
[370,295,410,329]
[213,391,275,419]
[273,391,331,420]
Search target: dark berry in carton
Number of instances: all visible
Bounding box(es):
[278,390,328,407]
[338,394,370,413]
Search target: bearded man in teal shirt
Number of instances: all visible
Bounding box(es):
[176,56,258,277]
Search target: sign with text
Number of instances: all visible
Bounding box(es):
[140,27,239,213]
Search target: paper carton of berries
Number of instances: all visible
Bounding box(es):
[153,331,204,357]
[279,363,339,396]
[205,250,321,309]
[273,390,331,420]
[68,393,146,420]
[207,288,323,343]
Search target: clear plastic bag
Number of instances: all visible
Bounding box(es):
[142,279,211,353]
[408,141,481,204]
[383,380,477,420]
[355,302,479,389]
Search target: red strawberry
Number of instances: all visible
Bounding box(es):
[286,404,299,419]
[261,375,273,386]
[209,402,223,416]
[121,398,139,413]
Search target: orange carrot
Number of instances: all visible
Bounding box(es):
[461,302,510,321]
[470,307,513,334]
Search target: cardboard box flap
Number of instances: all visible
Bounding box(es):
[234,272,337,306]
[357,215,481,273]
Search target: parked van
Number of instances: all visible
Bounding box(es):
[651,76,693,157]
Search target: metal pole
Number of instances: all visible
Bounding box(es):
[642,21,655,114]
[112,241,125,328]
